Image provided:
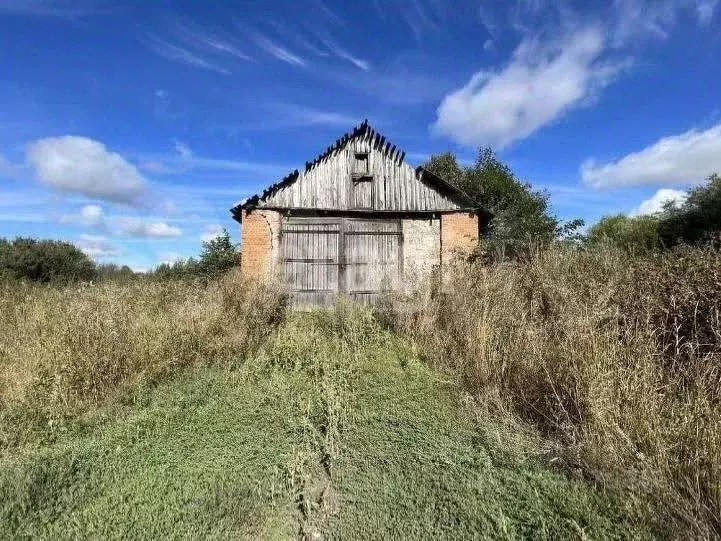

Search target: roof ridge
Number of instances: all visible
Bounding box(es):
[301,119,406,173]
[234,120,408,214]
[230,121,479,219]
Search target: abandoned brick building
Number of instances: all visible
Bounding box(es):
[231,121,486,306]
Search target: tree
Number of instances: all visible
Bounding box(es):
[586,214,661,254]
[658,173,721,247]
[149,228,239,280]
[198,229,238,277]
[97,263,137,282]
[425,147,577,259]
[0,237,97,283]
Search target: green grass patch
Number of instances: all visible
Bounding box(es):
[1,307,644,539]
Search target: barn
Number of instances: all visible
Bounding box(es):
[231,120,487,306]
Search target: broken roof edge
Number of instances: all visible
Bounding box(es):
[229,119,485,222]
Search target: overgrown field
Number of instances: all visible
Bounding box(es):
[389,244,721,538]
[1,246,719,538]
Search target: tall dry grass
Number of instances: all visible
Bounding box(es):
[391,244,721,537]
[0,271,287,417]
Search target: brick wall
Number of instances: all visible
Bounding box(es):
[240,209,281,279]
[441,211,479,264]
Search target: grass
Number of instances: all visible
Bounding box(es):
[388,243,721,537]
[1,244,719,538]
[0,305,641,539]
[0,272,286,447]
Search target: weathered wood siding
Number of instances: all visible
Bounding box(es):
[344,219,401,303]
[256,135,462,212]
[280,217,402,307]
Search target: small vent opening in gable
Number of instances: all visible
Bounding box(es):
[352,152,370,178]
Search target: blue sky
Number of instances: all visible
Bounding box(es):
[1,0,720,270]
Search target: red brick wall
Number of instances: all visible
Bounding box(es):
[441,212,479,264]
[240,210,280,279]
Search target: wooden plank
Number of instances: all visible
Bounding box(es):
[254,133,464,212]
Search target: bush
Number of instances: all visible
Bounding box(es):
[586,214,661,254]
[150,229,239,280]
[97,263,137,282]
[390,244,721,537]
[0,237,96,283]
[659,173,721,246]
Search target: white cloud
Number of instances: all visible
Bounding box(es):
[117,217,182,238]
[145,34,231,75]
[201,223,225,242]
[612,0,718,44]
[58,204,106,228]
[433,27,623,148]
[251,32,306,67]
[80,204,104,226]
[582,124,721,188]
[632,188,688,216]
[174,20,252,61]
[26,136,148,205]
[318,37,370,71]
[76,234,121,260]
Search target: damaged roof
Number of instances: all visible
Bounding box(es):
[230,120,478,221]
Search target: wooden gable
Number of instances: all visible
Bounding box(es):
[232,121,475,219]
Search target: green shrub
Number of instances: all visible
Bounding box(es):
[659,173,721,246]
[0,237,96,283]
[150,229,239,280]
[586,214,661,254]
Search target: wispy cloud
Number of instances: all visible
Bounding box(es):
[250,31,306,67]
[315,0,345,26]
[696,0,719,24]
[174,20,253,61]
[138,141,292,176]
[145,34,231,75]
[319,37,371,71]
[400,0,441,42]
[612,0,719,45]
[271,104,361,127]
[0,0,108,17]
[477,2,500,39]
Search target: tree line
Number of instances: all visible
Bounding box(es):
[0,229,239,284]
[424,149,720,259]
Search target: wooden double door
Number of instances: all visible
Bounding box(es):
[280,216,402,306]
